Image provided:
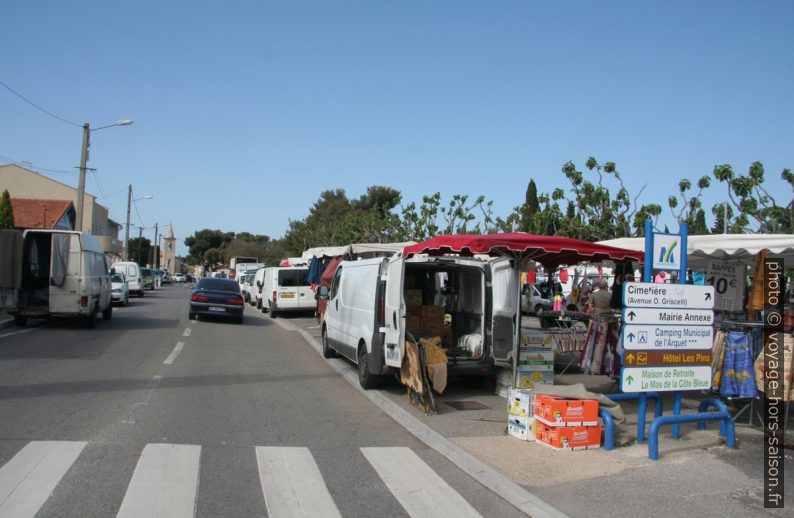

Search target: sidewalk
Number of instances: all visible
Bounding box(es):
[278,314,792,517]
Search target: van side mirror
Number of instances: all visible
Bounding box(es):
[256,281,262,288]
[317,285,329,299]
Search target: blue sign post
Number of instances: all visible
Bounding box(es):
[626,220,735,459]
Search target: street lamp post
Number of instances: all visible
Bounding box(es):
[123,189,153,261]
[75,119,133,233]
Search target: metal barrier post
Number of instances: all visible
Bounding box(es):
[672,391,682,439]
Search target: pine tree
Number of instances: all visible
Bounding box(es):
[520,179,539,232]
[0,190,14,229]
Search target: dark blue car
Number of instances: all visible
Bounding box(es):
[189,278,244,323]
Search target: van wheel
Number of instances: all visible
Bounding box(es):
[322,327,336,358]
[102,304,113,320]
[14,315,27,327]
[256,298,262,310]
[85,306,97,328]
[358,346,380,390]
[139,290,144,298]
[269,302,278,318]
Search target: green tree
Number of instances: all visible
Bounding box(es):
[667,176,711,231]
[184,229,235,263]
[691,209,709,235]
[712,162,793,233]
[128,237,151,266]
[519,180,539,232]
[0,190,14,229]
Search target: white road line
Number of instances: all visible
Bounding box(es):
[256,447,342,518]
[182,327,191,337]
[117,443,201,518]
[163,342,185,365]
[0,440,87,517]
[0,328,37,339]
[362,447,482,518]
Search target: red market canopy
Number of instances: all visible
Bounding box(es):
[403,232,645,268]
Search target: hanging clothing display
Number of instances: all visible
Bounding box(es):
[579,319,621,377]
[718,332,757,398]
[754,333,794,401]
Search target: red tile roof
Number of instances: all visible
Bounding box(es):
[10,198,74,229]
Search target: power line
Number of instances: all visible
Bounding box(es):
[132,198,145,227]
[0,79,82,128]
[0,153,79,175]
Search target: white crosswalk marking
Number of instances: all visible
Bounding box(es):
[116,443,201,518]
[362,447,482,518]
[256,446,342,518]
[0,440,86,518]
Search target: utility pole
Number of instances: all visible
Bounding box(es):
[137,226,143,266]
[152,223,159,268]
[75,123,90,232]
[124,184,132,261]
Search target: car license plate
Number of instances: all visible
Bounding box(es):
[280,292,295,299]
[208,306,225,312]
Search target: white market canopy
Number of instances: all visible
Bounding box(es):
[597,234,794,268]
[301,241,416,261]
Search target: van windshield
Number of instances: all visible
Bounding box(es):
[277,269,310,287]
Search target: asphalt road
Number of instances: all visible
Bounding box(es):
[0,284,524,517]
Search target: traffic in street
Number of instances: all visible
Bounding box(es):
[0,283,525,517]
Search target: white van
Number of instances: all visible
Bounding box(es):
[261,266,316,316]
[10,230,113,328]
[251,267,266,308]
[110,261,144,297]
[319,254,517,389]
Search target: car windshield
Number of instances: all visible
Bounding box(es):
[196,278,240,292]
[111,274,124,283]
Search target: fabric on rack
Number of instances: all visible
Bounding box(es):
[550,329,588,353]
[579,319,621,376]
[754,333,794,401]
[719,331,757,398]
[711,329,727,390]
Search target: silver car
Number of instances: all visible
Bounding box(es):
[521,283,553,315]
[111,273,130,306]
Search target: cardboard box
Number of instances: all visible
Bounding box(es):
[404,273,417,289]
[515,368,554,390]
[406,305,422,318]
[535,422,601,450]
[421,305,446,322]
[508,388,534,417]
[534,395,599,427]
[406,315,421,332]
[508,414,536,441]
[518,349,554,371]
[404,289,422,306]
[520,329,554,349]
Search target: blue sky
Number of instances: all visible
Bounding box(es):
[2,1,792,256]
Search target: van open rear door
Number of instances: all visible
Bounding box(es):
[0,230,23,311]
[382,254,405,368]
[489,258,518,368]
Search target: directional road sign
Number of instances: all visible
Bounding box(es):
[622,350,712,367]
[622,324,713,350]
[623,282,715,310]
[622,307,714,326]
[620,366,712,392]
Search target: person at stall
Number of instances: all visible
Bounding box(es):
[588,281,612,317]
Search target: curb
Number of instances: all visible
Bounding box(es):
[270,316,568,518]
[0,318,14,330]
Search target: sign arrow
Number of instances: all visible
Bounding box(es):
[626,375,634,384]
[705,293,712,301]
[625,353,636,364]
[627,333,635,342]
[627,310,636,321]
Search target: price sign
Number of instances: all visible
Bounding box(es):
[705,260,743,312]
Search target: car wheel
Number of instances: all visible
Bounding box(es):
[124,295,129,306]
[358,345,380,390]
[189,312,196,320]
[534,304,544,316]
[85,305,98,328]
[102,304,113,320]
[139,290,144,298]
[268,302,277,318]
[236,316,243,324]
[256,298,262,310]
[14,315,27,327]
[322,327,336,358]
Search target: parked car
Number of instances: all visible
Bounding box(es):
[252,267,266,308]
[173,273,186,283]
[111,273,129,306]
[110,261,144,297]
[140,268,155,290]
[159,270,172,284]
[520,283,553,316]
[7,230,113,328]
[261,266,316,317]
[237,273,250,302]
[189,278,244,323]
[318,254,516,389]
